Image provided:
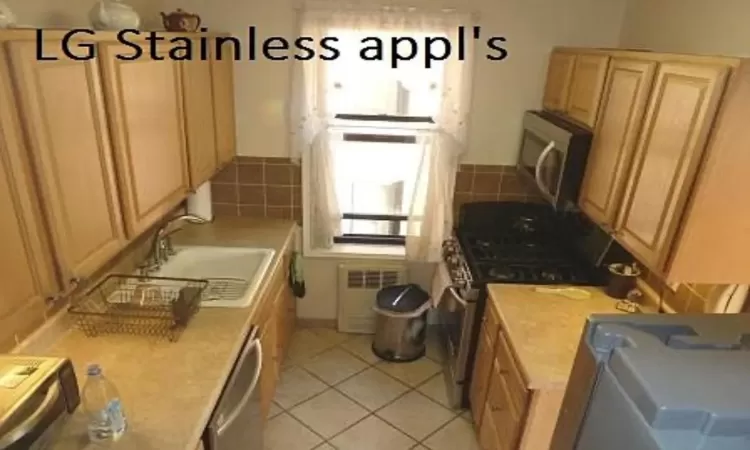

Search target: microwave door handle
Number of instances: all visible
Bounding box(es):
[535,140,556,198]
[0,383,61,448]
[217,337,263,435]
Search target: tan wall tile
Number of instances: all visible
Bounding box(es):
[240,205,266,217]
[239,185,266,205]
[455,172,473,193]
[213,203,239,217]
[267,206,293,219]
[472,172,502,194]
[265,164,293,185]
[213,163,237,184]
[211,183,238,204]
[238,163,264,185]
[266,186,293,207]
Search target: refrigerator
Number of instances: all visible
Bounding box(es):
[550,313,750,450]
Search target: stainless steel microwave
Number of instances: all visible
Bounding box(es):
[517,111,593,210]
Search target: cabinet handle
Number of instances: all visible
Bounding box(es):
[491,404,504,412]
[45,277,83,305]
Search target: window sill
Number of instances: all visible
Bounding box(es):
[306,243,405,260]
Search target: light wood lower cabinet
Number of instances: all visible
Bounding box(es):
[181,43,218,189]
[0,46,59,339]
[614,62,728,271]
[258,250,297,420]
[470,302,500,428]
[99,42,190,238]
[578,58,657,228]
[8,41,127,283]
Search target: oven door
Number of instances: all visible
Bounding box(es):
[518,128,565,204]
[437,285,476,408]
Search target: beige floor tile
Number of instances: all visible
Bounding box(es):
[376,391,456,441]
[376,358,442,387]
[303,348,369,385]
[290,389,369,438]
[286,329,339,366]
[264,413,323,450]
[423,416,480,450]
[269,401,283,419]
[339,334,380,364]
[412,446,430,449]
[416,374,453,409]
[336,367,410,411]
[330,415,416,450]
[274,366,328,409]
[309,327,353,346]
[313,444,336,450]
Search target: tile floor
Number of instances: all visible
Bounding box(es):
[265,327,480,450]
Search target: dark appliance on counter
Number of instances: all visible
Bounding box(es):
[437,201,630,409]
[517,110,593,210]
[551,313,750,450]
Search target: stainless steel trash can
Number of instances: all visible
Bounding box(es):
[372,284,431,362]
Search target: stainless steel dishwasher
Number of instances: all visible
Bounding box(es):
[204,326,263,450]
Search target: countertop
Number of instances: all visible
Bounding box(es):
[31,217,297,450]
[487,284,639,390]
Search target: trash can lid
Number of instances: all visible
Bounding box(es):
[376,284,430,314]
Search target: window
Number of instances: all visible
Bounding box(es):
[326,29,446,246]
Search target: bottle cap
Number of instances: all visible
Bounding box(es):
[87,364,102,376]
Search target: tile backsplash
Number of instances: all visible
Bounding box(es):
[210,158,541,223]
[211,156,302,223]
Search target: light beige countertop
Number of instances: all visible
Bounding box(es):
[21,217,297,450]
[487,284,646,390]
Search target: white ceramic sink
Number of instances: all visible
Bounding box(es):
[154,246,276,308]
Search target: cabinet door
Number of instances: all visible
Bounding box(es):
[486,359,523,450]
[565,54,610,128]
[260,312,278,420]
[542,51,576,112]
[0,48,58,343]
[578,58,657,228]
[478,402,504,450]
[470,305,499,428]
[181,45,218,189]
[9,41,127,282]
[211,46,236,167]
[615,62,729,271]
[99,43,190,237]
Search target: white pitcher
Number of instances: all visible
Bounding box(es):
[0,2,17,28]
[89,0,141,30]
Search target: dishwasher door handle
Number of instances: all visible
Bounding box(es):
[217,337,263,436]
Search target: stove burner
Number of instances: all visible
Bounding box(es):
[540,269,563,282]
[488,267,517,281]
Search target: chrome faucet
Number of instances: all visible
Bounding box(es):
[142,213,211,274]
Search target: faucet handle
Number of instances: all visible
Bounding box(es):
[164,236,176,256]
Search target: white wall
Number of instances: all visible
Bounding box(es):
[163,0,627,165]
[620,0,750,57]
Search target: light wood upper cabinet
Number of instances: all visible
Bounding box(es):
[99,42,190,237]
[0,47,58,333]
[614,62,728,271]
[542,51,576,112]
[8,41,127,282]
[211,47,237,167]
[578,58,657,228]
[564,54,610,128]
[181,44,218,189]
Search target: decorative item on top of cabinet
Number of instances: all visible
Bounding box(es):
[0,1,16,28]
[210,40,237,168]
[8,41,128,282]
[564,54,610,128]
[578,58,657,228]
[0,45,59,340]
[161,9,201,32]
[90,0,141,30]
[99,41,191,238]
[181,38,219,189]
[614,61,728,273]
[542,50,576,112]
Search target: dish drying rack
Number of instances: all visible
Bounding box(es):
[69,274,208,342]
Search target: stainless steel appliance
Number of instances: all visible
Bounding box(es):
[517,111,593,210]
[0,356,80,450]
[204,326,263,450]
[551,314,750,450]
[437,202,622,409]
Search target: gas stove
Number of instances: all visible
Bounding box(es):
[441,202,607,289]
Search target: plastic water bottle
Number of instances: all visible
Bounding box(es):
[82,364,127,443]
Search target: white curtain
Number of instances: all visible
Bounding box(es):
[289,4,474,256]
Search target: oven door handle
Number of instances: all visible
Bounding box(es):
[446,286,468,308]
[534,140,556,198]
